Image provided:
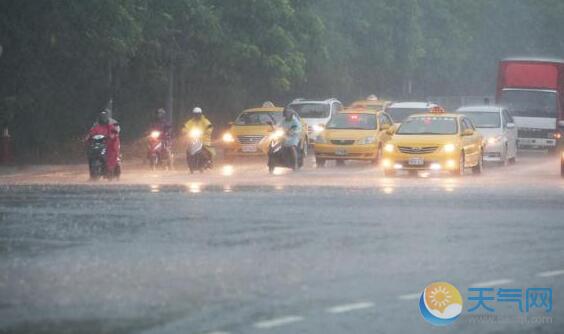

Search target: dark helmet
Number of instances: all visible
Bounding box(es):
[98,110,110,125]
[156,108,166,120]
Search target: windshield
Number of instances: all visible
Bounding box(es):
[290,103,330,118]
[386,107,428,122]
[499,90,558,118]
[397,116,458,135]
[326,113,377,130]
[461,112,501,128]
[235,111,281,125]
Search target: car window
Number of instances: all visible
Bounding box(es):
[332,102,343,113]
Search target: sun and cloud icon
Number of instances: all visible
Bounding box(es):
[419,281,463,326]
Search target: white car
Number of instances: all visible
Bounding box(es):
[457,105,518,165]
[385,101,438,125]
[287,98,343,143]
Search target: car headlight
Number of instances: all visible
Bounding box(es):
[487,136,503,145]
[189,128,202,139]
[312,124,325,133]
[271,129,285,139]
[150,131,161,139]
[357,136,376,145]
[223,132,235,143]
[384,143,395,153]
[442,143,456,153]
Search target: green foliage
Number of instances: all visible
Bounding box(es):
[1,0,564,160]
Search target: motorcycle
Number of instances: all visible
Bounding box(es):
[87,134,121,180]
[147,130,173,170]
[266,124,305,174]
[186,125,213,174]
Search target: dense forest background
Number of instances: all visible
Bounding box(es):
[1,0,564,160]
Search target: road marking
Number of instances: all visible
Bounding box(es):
[253,316,304,329]
[470,279,513,288]
[326,302,375,314]
[537,269,564,278]
[398,293,421,300]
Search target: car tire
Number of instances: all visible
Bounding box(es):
[316,157,326,168]
[472,152,483,175]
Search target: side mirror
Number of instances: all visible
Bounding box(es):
[462,129,474,136]
[559,120,564,129]
[506,122,515,129]
[380,123,391,130]
[266,120,273,126]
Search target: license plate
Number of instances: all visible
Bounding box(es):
[335,148,347,156]
[241,145,257,153]
[408,157,424,166]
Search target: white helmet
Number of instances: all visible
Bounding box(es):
[192,107,202,114]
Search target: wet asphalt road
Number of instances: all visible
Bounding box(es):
[1,154,563,334]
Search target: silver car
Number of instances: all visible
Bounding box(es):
[457,105,518,165]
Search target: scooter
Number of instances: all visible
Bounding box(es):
[147,130,173,170]
[266,124,304,174]
[186,125,213,174]
[87,134,121,181]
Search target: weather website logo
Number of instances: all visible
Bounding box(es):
[419,281,463,326]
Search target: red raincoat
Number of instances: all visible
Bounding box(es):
[88,123,120,171]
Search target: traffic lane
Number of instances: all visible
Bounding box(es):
[0,151,562,188]
[1,185,563,333]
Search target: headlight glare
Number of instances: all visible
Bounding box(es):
[384,143,395,153]
[443,143,456,153]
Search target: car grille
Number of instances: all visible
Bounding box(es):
[518,128,554,139]
[398,146,438,154]
[330,140,355,145]
[237,135,264,145]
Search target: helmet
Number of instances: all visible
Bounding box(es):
[192,107,202,114]
[98,111,110,125]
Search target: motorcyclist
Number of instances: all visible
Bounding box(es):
[87,110,121,177]
[149,108,173,146]
[277,106,303,169]
[183,107,215,164]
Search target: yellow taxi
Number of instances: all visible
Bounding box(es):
[222,102,308,159]
[381,107,484,176]
[313,108,394,167]
[349,95,390,112]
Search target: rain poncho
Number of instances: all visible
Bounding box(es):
[278,115,302,147]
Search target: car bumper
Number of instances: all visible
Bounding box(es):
[223,144,265,156]
[382,151,461,171]
[483,142,504,161]
[314,143,378,160]
[518,137,556,148]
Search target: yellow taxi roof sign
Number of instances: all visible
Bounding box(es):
[366,94,378,101]
[262,101,275,108]
[430,106,446,114]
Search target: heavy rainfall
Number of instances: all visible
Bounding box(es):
[1,1,564,334]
